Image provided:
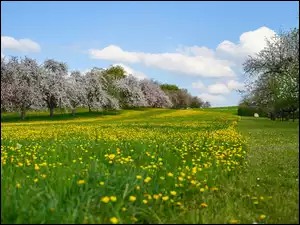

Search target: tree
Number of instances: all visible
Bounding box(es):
[202,101,211,108]
[190,96,203,108]
[40,59,70,117]
[1,56,43,120]
[113,75,147,108]
[65,71,88,116]
[84,67,119,112]
[139,79,172,108]
[242,27,299,121]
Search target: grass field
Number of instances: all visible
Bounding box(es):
[1,107,299,224]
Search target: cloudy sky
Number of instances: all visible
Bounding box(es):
[1,1,299,106]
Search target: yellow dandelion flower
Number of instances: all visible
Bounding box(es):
[200,188,205,192]
[230,219,239,224]
[121,207,127,212]
[34,164,40,170]
[144,177,151,183]
[162,196,169,201]
[136,175,142,179]
[101,196,110,203]
[129,196,136,202]
[170,191,177,196]
[34,178,38,183]
[259,215,266,220]
[153,194,159,200]
[136,186,140,190]
[77,180,85,185]
[131,217,138,222]
[143,199,148,204]
[110,196,117,202]
[200,203,208,207]
[99,181,105,185]
[16,183,21,188]
[176,202,182,206]
[167,172,174,177]
[110,217,118,224]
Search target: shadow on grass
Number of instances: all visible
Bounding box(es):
[1,110,122,123]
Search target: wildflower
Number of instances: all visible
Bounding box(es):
[121,207,127,212]
[110,196,117,202]
[143,199,148,204]
[129,196,136,202]
[99,181,105,185]
[162,196,169,201]
[136,186,140,190]
[200,203,208,207]
[144,177,151,183]
[167,172,174,177]
[160,176,165,180]
[34,178,38,183]
[153,194,159,200]
[108,154,116,160]
[77,180,85,185]
[200,188,205,193]
[230,219,239,224]
[259,215,266,220]
[16,183,21,188]
[110,217,118,224]
[136,175,142,179]
[131,217,138,222]
[178,177,184,181]
[170,191,177,196]
[101,196,110,203]
[176,202,182,206]
[34,164,40,170]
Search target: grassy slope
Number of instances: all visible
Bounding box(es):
[204,107,299,224]
[1,107,299,224]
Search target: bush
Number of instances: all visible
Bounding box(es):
[237,106,266,117]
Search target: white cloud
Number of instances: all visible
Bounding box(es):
[113,63,147,80]
[89,45,235,78]
[227,79,245,91]
[192,81,206,90]
[192,79,244,94]
[1,36,41,52]
[207,83,230,94]
[198,93,226,105]
[176,45,215,58]
[216,26,276,60]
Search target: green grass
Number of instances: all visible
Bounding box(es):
[1,108,299,224]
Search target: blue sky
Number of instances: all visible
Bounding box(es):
[1,1,299,106]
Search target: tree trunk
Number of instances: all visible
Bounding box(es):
[20,109,26,121]
[50,107,54,117]
[72,108,76,116]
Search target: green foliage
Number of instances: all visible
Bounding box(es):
[237,105,266,117]
[160,84,180,91]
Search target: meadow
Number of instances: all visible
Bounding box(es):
[1,107,299,224]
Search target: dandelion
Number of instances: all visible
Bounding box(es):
[200,203,208,207]
[167,172,174,177]
[153,194,159,200]
[34,164,40,170]
[121,207,127,212]
[170,191,177,196]
[129,196,136,202]
[200,188,205,193]
[99,181,105,185]
[144,177,151,183]
[110,196,117,202]
[143,199,148,204]
[16,183,21,188]
[77,180,85,185]
[34,178,38,183]
[101,196,110,203]
[162,196,169,201]
[136,175,142,179]
[230,219,239,224]
[136,185,140,190]
[131,217,138,222]
[110,217,118,224]
[176,202,182,206]
[259,215,266,220]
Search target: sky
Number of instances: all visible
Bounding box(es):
[1,1,299,106]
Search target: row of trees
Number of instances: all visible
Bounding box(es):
[1,56,210,120]
[240,27,299,121]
